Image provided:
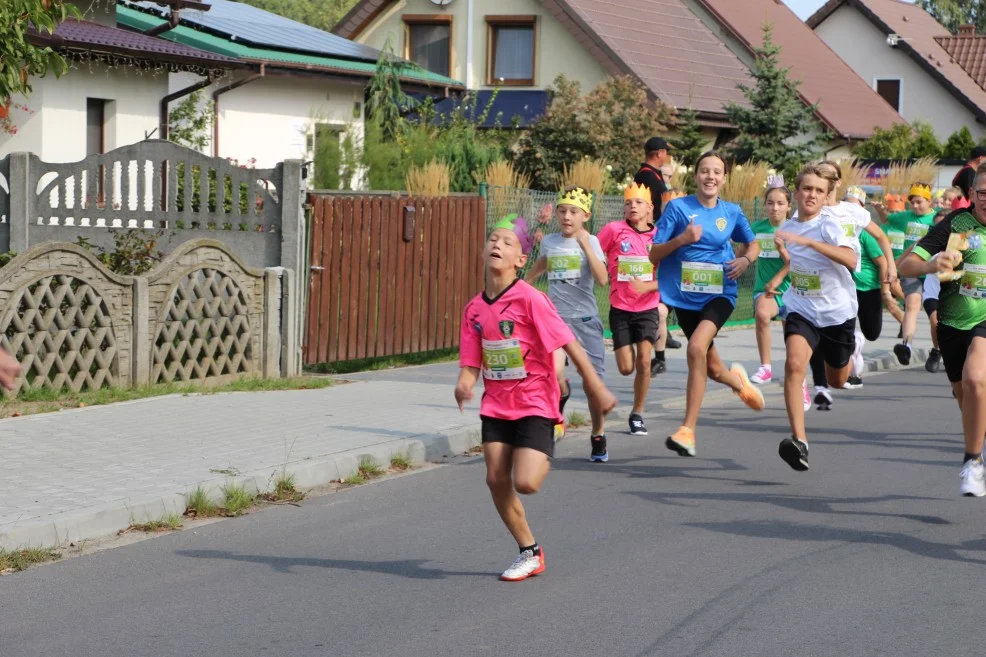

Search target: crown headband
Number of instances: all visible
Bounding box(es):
[908,184,932,201]
[557,187,593,214]
[491,214,535,254]
[845,186,866,203]
[624,182,652,204]
[766,174,786,189]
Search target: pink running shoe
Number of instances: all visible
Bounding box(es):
[750,364,772,384]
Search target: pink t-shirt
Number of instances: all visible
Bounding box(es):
[596,220,661,312]
[459,280,575,422]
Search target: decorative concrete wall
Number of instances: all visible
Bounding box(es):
[0,240,296,396]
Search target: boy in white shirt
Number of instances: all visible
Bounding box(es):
[765,163,859,472]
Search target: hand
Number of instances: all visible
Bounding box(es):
[629,276,651,295]
[775,230,812,248]
[872,201,886,214]
[574,228,591,248]
[764,279,778,298]
[937,249,963,275]
[774,235,789,259]
[0,349,20,391]
[679,217,702,245]
[585,380,617,418]
[884,261,899,284]
[454,382,474,413]
[725,256,750,280]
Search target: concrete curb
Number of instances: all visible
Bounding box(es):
[0,346,931,550]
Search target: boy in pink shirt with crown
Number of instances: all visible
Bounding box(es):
[456,216,617,582]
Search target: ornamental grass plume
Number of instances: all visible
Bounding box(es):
[721,161,771,203]
[907,157,940,191]
[837,157,868,192]
[405,160,450,197]
[558,157,607,195]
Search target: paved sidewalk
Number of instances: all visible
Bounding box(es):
[0,314,938,549]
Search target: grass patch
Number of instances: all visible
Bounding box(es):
[261,471,306,503]
[221,482,255,516]
[0,547,61,573]
[306,348,458,375]
[566,411,588,428]
[389,452,413,471]
[124,514,183,533]
[341,456,386,486]
[0,376,335,419]
[184,486,219,518]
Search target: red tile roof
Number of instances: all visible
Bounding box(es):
[935,34,986,93]
[808,0,986,126]
[695,0,904,139]
[38,18,239,69]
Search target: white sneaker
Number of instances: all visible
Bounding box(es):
[960,460,986,497]
[750,364,773,384]
[814,386,833,411]
[500,548,545,581]
[802,379,811,412]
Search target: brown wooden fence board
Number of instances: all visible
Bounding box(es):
[303,193,485,365]
[305,195,324,364]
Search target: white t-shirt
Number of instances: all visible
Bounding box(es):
[820,201,871,272]
[539,232,606,318]
[923,272,940,301]
[780,214,859,327]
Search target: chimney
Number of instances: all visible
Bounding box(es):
[958,24,975,36]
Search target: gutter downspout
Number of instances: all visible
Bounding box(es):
[159,73,215,142]
[465,0,474,89]
[212,64,265,158]
[144,9,180,37]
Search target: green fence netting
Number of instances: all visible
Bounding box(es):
[484,186,766,333]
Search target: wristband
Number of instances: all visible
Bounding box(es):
[741,255,752,265]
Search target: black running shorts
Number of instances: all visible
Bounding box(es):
[923,298,939,317]
[671,297,734,348]
[481,416,555,457]
[609,306,659,351]
[784,312,856,369]
[937,322,986,383]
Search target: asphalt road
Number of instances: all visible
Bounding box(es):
[0,368,975,657]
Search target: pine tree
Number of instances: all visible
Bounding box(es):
[724,24,828,176]
[943,126,976,160]
[672,106,707,170]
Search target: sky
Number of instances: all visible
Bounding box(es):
[782,0,914,20]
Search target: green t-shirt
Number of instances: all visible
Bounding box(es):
[913,210,986,330]
[751,219,790,296]
[883,210,936,259]
[853,229,884,292]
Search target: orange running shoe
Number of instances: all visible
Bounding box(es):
[732,363,765,411]
[666,425,696,457]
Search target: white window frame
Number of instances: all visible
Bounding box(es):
[873,76,904,114]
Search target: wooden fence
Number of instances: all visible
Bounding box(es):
[304,194,486,365]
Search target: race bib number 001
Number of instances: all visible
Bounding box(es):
[681,261,724,294]
[791,269,822,298]
[482,338,527,380]
[960,263,986,299]
[547,249,582,281]
[756,233,779,258]
[888,231,905,252]
[617,255,654,282]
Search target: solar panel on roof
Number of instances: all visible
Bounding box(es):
[121,0,382,62]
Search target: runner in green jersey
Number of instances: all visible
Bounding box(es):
[749,180,792,386]
[900,163,986,497]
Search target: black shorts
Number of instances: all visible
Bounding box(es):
[924,298,939,317]
[481,416,555,457]
[672,297,734,346]
[784,312,856,369]
[937,322,986,383]
[856,288,884,342]
[609,306,659,350]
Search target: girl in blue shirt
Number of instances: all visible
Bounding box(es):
[648,151,765,457]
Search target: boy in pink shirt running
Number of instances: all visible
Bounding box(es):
[456,216,617,582]
[597,182,661,436]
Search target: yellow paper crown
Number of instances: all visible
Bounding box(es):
[557,187,593,214]
[623,182,652,204]
[908,183,932,201]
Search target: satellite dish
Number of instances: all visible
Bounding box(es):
[429,0,454,5]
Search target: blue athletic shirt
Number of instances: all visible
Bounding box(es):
[652,195,756,311]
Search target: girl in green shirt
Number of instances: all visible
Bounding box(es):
[750,179,792,387]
